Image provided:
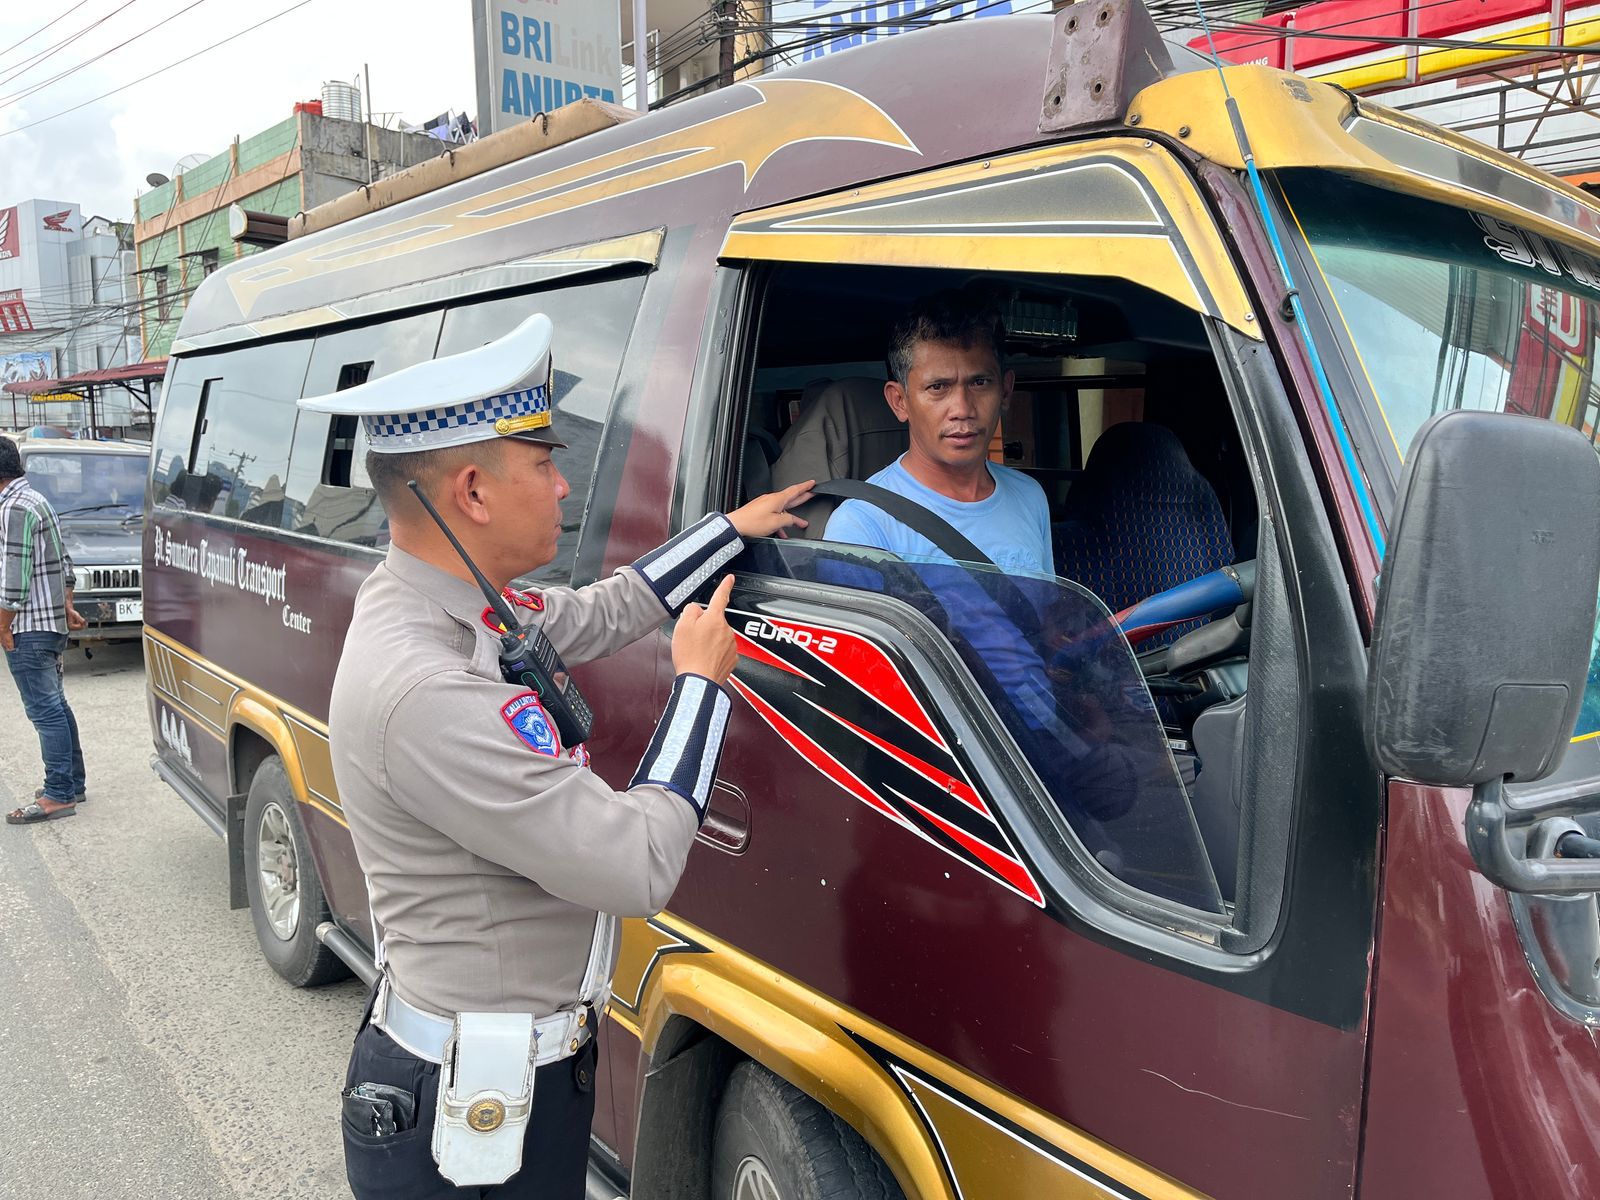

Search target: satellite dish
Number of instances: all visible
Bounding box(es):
[145,172,170,187]
[174,152,211,174]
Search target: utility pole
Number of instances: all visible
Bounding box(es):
[634,0,649,111]
[718,0,735,88]
[361,60,372,183]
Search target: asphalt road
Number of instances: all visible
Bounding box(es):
[0,640,367,1200]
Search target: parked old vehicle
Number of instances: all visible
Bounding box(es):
[142,6,1600,1198]
[21,438,147,640]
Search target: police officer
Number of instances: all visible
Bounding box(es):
[298,313,812,1198]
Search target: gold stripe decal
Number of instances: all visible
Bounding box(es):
[227,80,919,319]
[890,1062,1153,1200]
[722,140,1259,338]
[144,627,347,828]
[625,912,1208,1200]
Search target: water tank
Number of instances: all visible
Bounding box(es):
[321,80,362,123]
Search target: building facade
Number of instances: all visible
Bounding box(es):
[0,200,141,430]
[133,110,449,358]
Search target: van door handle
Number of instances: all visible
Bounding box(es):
[697,780,750,854]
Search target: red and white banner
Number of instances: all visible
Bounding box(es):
[1189,0,1569,93]
[0,207,17,262]
[0,289,32,333]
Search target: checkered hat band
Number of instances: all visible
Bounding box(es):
[366,385,550,439]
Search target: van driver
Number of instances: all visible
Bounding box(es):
[824,288,1052,573]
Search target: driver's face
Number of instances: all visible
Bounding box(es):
[886,338,1013,475]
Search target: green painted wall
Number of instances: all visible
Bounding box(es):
[137,181,174,222]
[180,153,232,198]
[138,121,305,357]
[238,116,300,173]
[140,227,182,359]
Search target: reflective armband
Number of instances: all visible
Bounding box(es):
[630,513,743,615]
[630,673,732,820]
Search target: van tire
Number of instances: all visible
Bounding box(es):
[242,756,348,987]
[712,1062,905,1200]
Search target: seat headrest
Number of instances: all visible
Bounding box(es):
[1073,422,1201,505]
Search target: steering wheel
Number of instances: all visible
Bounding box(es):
[1115,561,1256,647]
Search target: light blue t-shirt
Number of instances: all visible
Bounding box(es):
[823,456,1052,575]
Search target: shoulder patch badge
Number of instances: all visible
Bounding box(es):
[568,743,591,769]
[501,692,560,756]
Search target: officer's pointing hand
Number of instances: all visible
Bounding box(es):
[672,575,738,685]
[726,480,816,540]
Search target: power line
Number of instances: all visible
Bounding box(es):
[0,0,318,140]
[0,0,143,92]
[0,0,216,113]
[0,0,94,62]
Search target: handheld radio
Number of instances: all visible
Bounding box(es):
[406,480,594,747]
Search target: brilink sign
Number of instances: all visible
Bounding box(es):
[474,0,622,134]
[771,0,1014,61]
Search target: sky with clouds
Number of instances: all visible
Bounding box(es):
[0,0,481,220]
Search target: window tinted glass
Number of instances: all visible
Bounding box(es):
[283,311,443,546]
[160,341,311,523]
[25,453,148,515]
[150,361,204,508]
[436,274,648,585]
[739,538,1225,912]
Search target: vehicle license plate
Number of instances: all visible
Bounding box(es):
[116,598,143,622]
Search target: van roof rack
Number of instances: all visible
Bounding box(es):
[287,98,640,240]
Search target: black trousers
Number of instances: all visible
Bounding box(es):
[342,1003,600,1200]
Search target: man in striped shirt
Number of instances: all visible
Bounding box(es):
[1,436,89,824]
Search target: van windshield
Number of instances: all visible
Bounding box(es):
[1283,172,1600,741]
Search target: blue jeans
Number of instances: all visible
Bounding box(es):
[5,631,86,802]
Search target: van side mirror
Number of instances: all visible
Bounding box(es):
[1367,410,1600,893]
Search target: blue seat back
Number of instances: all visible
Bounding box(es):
[1052,422,1234,646]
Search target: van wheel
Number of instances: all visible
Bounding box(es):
[712,1062,905,1200]
[243,756,348,987]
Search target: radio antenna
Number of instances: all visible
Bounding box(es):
[406,479,522,631]
[1193,0,1386,559]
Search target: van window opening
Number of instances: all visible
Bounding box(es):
[187,378,215,476]
[323,362,374,490]
[729,261,1268,917]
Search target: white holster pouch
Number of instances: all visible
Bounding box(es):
[431,1012,537,1187]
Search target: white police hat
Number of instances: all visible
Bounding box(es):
[297,312,564,454]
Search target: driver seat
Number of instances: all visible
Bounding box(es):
[769,377,907,535]
[1052,422,1234,646]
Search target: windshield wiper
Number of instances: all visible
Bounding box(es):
[56,503,133,517]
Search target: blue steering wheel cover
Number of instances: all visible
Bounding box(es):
[1117,569,1245,640]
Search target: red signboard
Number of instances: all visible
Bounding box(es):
[1186,13,1290,69]
[0,298,32,333]
[1418,0,1545,37]
[1506,284,1592,422]
[0,207,17,262]
[1293,0,1407,69]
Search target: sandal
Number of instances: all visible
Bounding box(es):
[35,787,86,805]
[6,802,76,824]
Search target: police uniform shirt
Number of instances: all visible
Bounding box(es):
[329,515,742,1019]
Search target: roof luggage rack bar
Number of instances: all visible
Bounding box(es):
[287,98,641,240]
